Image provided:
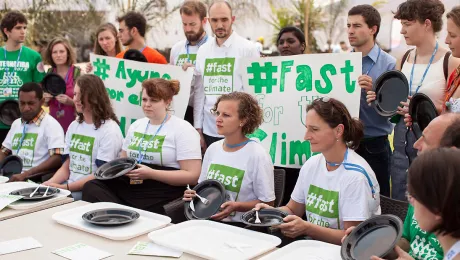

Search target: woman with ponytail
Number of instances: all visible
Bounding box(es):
[83,78,202,214]
[256,97,380,245]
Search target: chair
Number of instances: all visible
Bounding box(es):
[380,195,409,222]
[163,197,186,224]
[274,169,286,207]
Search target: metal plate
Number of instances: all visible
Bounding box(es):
[9,186,60,201]
[94,157,137,180]
[341,214,403,260]
[42,73,66,96]
[0,100,20,126]
[241,209,289,227]
[372,70,409,117]
[82,208,140,226]
[184,180,226,220]
[409,93,439,140]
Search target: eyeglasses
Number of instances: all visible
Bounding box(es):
[315,96,331,103]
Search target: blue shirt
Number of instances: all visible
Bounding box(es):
[360,44,396,137]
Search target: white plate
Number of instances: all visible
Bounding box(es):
[259,240,341,260]
[0,182,71,210]
[52,202,171,241]
[148,220,281,260]
[0,176,8,184]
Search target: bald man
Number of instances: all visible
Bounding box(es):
[194,0,260,149]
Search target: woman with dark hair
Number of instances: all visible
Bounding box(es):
[86,23,122,73]
[372,148,460,260]
[368,0,460,201]
[43,37,80,133]
[43,74,123,200]
[277,26,306,56]
[184,92,275,224]
[256,97,380,245]
[275,26,306,206]
[82,78,202,214]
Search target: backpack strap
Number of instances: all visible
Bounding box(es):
[444,51,451,81]
[400,49,413,70]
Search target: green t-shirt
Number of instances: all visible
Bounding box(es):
[402,205,443,260]
[0,46,45,129]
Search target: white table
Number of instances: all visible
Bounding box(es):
[0,201,276,259]
[0,197,74,221]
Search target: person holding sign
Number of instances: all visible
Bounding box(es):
[184,92,275,224]
[0,11,45,144]
[43,74,123,200]
[277,26,306,56]
[82,78,202,214]
[85,23,123,73]
[346,5,396,198]
[170,0,210,131]
[194,0,260,150]
[43,37,80,133]
[255,97,380,245]
[115,12,167,64]
[367,0,459,201]
[1,83,64,182]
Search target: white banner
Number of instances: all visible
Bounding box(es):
[241,53,362,168]
[90,54,193,136]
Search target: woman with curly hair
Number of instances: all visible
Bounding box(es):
[82,78,202,214]
[44,74,123,200]
[184,92,275,225]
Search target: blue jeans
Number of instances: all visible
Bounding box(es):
[356,136,391,197]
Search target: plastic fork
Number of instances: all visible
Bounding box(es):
[42,186,50,197]
[29,184,41,198]
[255,210,261,224]
[187,184,209,205]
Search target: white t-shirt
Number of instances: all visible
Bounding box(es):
[198,140,275,222]
[65,119,123,183]
[122,115,201,168]
[170,39,210,107]
[194,31,260,136]
[3,113,64,171]
[291,149,381,230]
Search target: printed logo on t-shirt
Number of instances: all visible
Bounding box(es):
[11,133,38,167]
[305,185,340,229]
[409,216,442,259]
[206,163,245,201]
[203,58,235,95]
[0,72,23,88]
[176,54,197,67]
[127,132,166,164]
[69,134,95,175]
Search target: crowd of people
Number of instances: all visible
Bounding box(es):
[0,0,459,259]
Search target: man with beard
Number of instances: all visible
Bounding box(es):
[194,0,260,149]
[0,11,45,143]
[170,0,210,128]
[116,11,167,64]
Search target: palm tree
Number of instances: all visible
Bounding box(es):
[266,0,323,53]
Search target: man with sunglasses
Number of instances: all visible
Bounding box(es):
[1,83,64,182]
[343,113,460,260]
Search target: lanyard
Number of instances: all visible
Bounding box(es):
[3,46,23,86]
[225,139,253,148]
[185,34,209,62]
[16,123,28,154]
[445,241,460,260]
[409,42,438,94]
[364,47,381,75]
[326,149,376,198]
[136,114,168,164]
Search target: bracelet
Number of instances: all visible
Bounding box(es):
[67,183,70,191]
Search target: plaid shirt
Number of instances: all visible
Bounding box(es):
[1,109,64,156]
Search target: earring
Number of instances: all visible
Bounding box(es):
[336,138,339,142]
[239,123,243,127]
